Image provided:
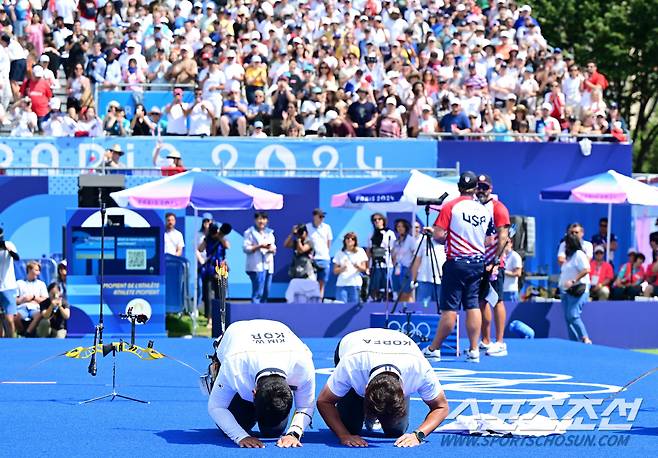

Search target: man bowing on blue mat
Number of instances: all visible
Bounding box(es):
[205,319,315,448]
[317,328,449,447]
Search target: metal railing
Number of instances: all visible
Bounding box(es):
[419,131,629,143]
[0,166,459,179]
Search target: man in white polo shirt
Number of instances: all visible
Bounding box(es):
[164,213,184,256]
[207,320,315,448]
[306,208,333,299]
[317,328,449,448]
[15,260,48,336]
[557,222,594,264]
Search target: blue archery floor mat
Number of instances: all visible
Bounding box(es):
[0,337,656,457]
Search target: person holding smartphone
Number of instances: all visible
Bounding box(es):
[242,212,276,303]
[333,233,368,303]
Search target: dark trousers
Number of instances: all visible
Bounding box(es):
[333,340,408,437]
[202,275,219,318]
[610,285,642,300]
[227,394,288,438]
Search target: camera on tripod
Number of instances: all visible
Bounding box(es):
[370,230,388,265]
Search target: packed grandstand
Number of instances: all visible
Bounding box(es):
[0,0,627,141]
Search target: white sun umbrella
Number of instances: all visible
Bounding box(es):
[541,169,658,260]
[330,169,459,212]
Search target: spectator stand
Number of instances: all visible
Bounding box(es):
[0,0,627,143]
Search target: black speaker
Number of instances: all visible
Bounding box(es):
[510,215,536,258]
[78,175,125,208]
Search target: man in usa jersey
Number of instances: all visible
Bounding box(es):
[476,174,511,357]
[422,171,492,363]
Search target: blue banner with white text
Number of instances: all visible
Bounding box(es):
[0,137,438,173]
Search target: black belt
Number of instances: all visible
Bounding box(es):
[450,256,484,264]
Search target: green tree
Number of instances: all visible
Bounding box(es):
[531,0,658,171]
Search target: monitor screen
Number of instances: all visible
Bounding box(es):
[69,226,162,276]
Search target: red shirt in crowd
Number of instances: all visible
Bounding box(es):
[20,78,52,117]
[583,71,609,93]
[161,166,187,177]
[589,259,614,286]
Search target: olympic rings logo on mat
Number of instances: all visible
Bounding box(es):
[386,320,432,339]
[315,367,623,403]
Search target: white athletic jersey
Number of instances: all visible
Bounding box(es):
[434,196,492,260]
[482,199,510,264]
[328,328,442,401]
[208,320,315,444]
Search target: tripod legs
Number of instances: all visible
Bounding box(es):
[79,350,149,405]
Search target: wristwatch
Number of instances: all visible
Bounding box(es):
[413,430,426,443]
[285,430,301,440]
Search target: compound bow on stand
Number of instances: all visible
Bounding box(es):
[199,260,229,396]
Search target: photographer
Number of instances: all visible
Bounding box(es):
[198,223,231,327]
[0,229,19,338]
[367,213,396,301]
[37,283,70,338]
[284,224,315,281]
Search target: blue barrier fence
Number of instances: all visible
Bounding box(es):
[0,138,634,300]
[0,136,438,173]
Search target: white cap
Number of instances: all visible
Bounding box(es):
[32,65,44,78]
[226,49,237,58]
[456,4,466,11]
[49,98,61,110]
[520,4,532,12]
[126,39,137,48]
[541,102,553,111]
[193,1,203,8]
[261,2,273,16]
[251,30,261,40]
[251,55,261,63]
[238,5,250,15]
[506,93,517,101]
[386,70,400,79]
[39,54,50,63]
[385,96,397,106]
[450,97,461,105]
[422,103,433,111]
[325,110,338,121]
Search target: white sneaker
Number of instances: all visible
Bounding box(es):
[465,349,480,363]
[422,346,441,361]
[486,342,508,357]
[479,341,492,351]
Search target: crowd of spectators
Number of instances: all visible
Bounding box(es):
[0,0,628,141]
[552,219,658,303]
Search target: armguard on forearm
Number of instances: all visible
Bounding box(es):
[287,410,313,435]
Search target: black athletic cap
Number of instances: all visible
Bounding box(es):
[478,174,492,186]
[458,171,478,190]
